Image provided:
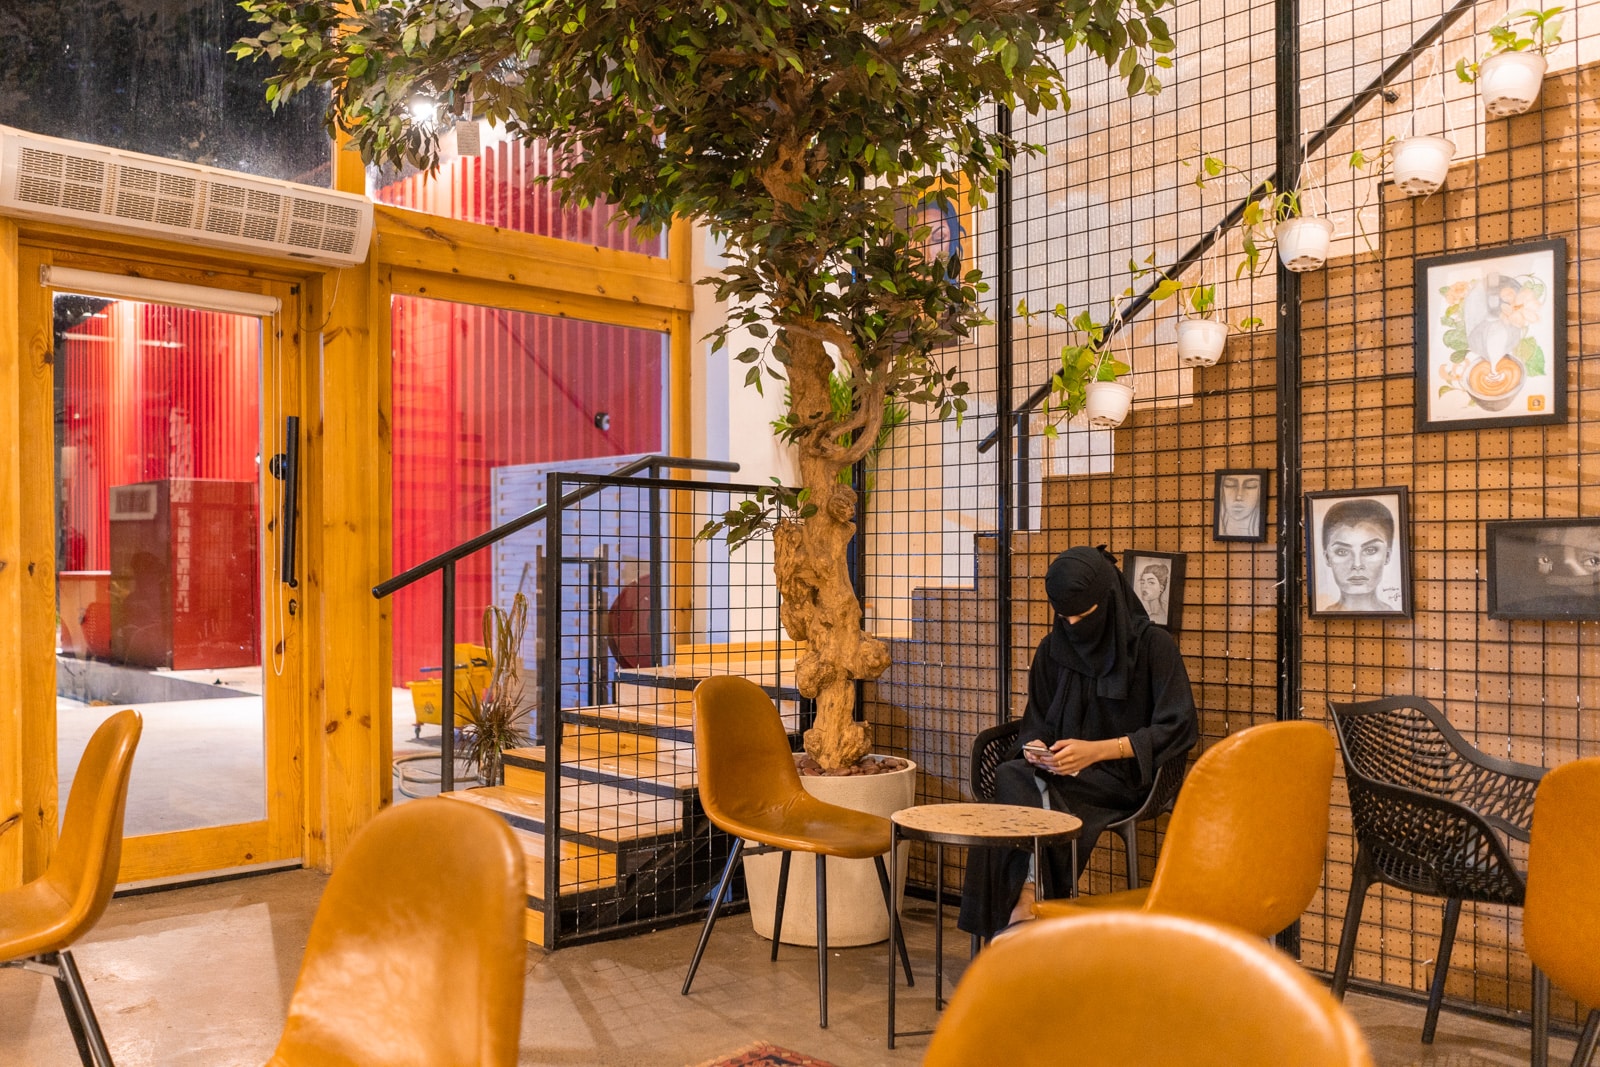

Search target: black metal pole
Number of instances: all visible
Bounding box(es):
[648,461,665,667]
[1275,0,1305,960]
[440,561,456,793]
[543,472,565,948]
[995,103,1016,729]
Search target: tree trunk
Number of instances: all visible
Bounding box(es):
[773,331,890,771]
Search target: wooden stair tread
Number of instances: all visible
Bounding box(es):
[441,785,681,844]
[505,745,697,793]
[565,701,694,729]
[510,830,617,898]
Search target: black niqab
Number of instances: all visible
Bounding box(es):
[1044,546,1150,699]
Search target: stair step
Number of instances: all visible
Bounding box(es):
[565,724,663,757]
[561,702,695,744]
[441,784,684,849]
[503,745,697,799]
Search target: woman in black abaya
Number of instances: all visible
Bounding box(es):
[957,546,1199,939]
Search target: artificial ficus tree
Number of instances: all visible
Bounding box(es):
[236,0,1174,771]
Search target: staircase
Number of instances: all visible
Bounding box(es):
[438,644,802,947]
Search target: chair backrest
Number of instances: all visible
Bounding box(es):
[969,719,1020,801]
[1524,757,1600,1010]
[267,798,527,1067]
[693,675,805,829]
[44,709,143,948]
[923,912,1373,1067]
[1142,721,1335,939]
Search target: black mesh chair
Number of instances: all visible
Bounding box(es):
[969,720,1186,890]
[1328,695,1546,1044]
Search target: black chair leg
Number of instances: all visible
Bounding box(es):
[1421,896,1462,1044]
[1573,1009,1599,1067]
[1116,823,1138,889]
[873,854,913,986]
[53,950,113,1067]
[1533,966,1550,1067]
[771,851,793,962]
[1330,847,1374,1001]
[682,838,745,996]
[815,854,828,1029]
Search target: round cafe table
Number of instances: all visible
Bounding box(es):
[886,802,1083,1048]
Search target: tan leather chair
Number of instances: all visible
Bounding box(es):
[681,675,911,1028]
[0,708,141,1067]
[1525,757,1600,1067]
[923,912,1374,1067]
[266,798,526,1067]
[1034,720,1335,939]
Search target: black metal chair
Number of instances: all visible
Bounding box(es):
[969,719,1187,890]
[1328,695,1546,1045]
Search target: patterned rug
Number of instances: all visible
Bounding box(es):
[689,1041,840,1067]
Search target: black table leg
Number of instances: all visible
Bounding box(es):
[887,824,900,1049]
[935,842,945,1011]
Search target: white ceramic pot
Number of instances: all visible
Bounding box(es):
[1084,379,1134,428]
[1175,318,1228,368]
[742,756,917,946]
[1479,51,1547,117]
[1391,135,1456,197]
[1275,216,1334,272]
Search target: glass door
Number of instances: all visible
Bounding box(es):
[41,268,301,883]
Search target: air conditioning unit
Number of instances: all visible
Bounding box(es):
[0,126,373,267]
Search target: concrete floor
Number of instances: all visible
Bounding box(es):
[0,869,1580,1066]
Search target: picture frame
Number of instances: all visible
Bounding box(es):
[1305,488,1412,618]
[1213,468,1271,542]
[1123,550,1186,632]
[1414,237,1567,433]
[1486,518,1600,621]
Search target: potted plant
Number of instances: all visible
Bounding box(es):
[1046,304,1135,429]
[1457,6,1565,117]
[234,0,1173,783]
[1351,133,1454,200]
[1240,180,1333,273]
[459,593,534,786]
[1173,281,1261,368]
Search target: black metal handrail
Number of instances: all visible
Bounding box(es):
[977,0,1480,454]
[373,454,739,793]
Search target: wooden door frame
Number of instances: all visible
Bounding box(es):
[9,235,308,884]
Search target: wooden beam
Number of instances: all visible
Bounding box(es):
[0,219,22,890]
[376,207,692,314]
[300,255,388,870]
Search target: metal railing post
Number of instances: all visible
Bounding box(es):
[440,561,457,793]
[542,472,565,949]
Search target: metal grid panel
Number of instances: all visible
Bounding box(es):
[1296,0,1600,1025]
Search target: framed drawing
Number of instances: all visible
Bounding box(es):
[1305,488,1412,618]
[1213,468,1271,542]
[1123,550,1186,632]
[1414,237,1566,432]
[1487,518,1600,621]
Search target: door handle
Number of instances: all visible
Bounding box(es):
[268,415,300,589]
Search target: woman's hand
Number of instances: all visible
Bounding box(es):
[1029,739,1121,776]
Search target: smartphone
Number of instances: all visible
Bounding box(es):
[1022,741,1052,757]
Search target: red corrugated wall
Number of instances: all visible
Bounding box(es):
[60,302,261,573]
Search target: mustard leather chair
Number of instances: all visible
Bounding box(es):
[681,675,912,1028]
[0,708,141,1067]
[266,798,526,1067]
[923,912,1374,1067]
[1525,757,1600,1067]
[1033,720,1335,940]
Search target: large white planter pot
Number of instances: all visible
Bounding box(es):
[1392,135,1455,197]
[743,756,917,946]
[1479,52,1547,117]
[1084,379,1134,428]
[1275,216,1334,272]
[1175,318,1228,368]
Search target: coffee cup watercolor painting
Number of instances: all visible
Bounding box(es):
[1414,239,1566,432]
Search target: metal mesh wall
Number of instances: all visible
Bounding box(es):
[1296,0,1600,1025]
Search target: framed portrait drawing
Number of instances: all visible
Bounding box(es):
[1487,518,1600,621]
[1414,238,1567,432]
[1305,488,1412,618]
[1123,550,1186,632]
[1213,468,1271,542]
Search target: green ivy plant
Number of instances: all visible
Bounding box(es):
[1457,6,1566,81]
[234,0,1177,771]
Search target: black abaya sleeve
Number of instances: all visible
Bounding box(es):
[1013,635,1065,755]
[1125,627,1199,787]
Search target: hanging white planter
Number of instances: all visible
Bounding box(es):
[1391,135,1456,197]
[1175,318,1228,368]
[1084,379,1134,428]
[1478,52,1548,117]
[1275,216,1335,272]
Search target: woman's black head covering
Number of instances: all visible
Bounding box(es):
[1044,545,1150,699]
